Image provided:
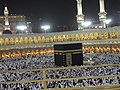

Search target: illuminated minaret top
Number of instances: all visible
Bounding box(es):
[98,0,107,28]
[76,0,85,30]
[4,6,10,30]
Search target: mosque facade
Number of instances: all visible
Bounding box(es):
[0,0,120,59]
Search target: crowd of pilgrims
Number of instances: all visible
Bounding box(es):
[0,53,120,90]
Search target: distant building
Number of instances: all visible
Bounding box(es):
[0,6,32,35]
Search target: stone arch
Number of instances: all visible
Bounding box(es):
[62,35,66,41]
[46,38,50,42]
[33,36,38,43]
[10,38,15,45]
[2,52,6,58]
[53,36,57,42]
[115,32,119,38]
[5,38,9,45]
[58,35,62,42]
[103,32,107,39]
[89,33,94,40]
[15,37,19,44]
[29,37,33,44]
[42,36,45,42]
[49,37,53,42]
[38,36,41,43]
[0,38,4,45]
[22,50,26,57]
[2,30,12,34]
[94,32,99,39]
[19,37,24,44]
[24,37,28,44]
[80,33,84,40]
[71,34,75,41]
[75,34,80,41]
[85,33,89,40]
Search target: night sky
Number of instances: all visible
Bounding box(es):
[0,0,120,33]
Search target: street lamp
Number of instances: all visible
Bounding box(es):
[41,25,50,33]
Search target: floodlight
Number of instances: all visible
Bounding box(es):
[41,25,50,31]
[17,25,27,31]
[82,21,92,27]
[104,19,112,24]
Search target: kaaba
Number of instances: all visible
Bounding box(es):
[54,43,83,66]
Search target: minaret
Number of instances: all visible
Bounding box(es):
[98,0,107,28]
[4,6,11,30]
[76,0,85,30]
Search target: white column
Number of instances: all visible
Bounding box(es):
[77,0,83,15]
[99,0,105,12]
[76,0,85,30]
[4,6,10,30]
[98,0,107,28]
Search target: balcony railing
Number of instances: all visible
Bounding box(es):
[0,64,120,90]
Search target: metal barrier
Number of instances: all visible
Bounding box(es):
[0,64,120,90]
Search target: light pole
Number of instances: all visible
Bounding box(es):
[41,25,50,33]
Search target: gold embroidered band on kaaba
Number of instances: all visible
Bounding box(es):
[54,49,82,55]
[54,49,82,53]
